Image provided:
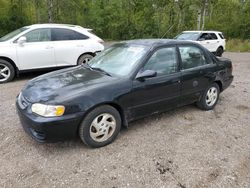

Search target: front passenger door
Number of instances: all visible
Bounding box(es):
[16,28,55,70]
[130,47,181,119]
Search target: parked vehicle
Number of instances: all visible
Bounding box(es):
[0,24,104,83]
[175,31,225,57]
[16,39,233,148]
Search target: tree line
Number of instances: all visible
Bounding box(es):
[0,0,249,40]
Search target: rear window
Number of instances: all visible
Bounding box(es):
[218,33,225,39]
[52,28,89,41]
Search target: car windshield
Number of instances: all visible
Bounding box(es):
[175,32,200,40]
[0,27,28,42]
[88,44,149,77]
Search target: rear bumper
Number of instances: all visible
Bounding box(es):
[222,75,233,91]
[16,101,84,142]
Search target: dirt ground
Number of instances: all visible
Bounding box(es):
[0,52,249,188]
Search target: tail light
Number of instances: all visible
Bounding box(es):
[98,40,104,44]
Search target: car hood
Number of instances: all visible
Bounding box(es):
[21,66,117,103]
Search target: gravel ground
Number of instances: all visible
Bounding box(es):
[0,52,250,188]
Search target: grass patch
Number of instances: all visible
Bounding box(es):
[226,39,250,52]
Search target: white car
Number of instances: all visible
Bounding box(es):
[175,31,225,57]
[0,24,104,83]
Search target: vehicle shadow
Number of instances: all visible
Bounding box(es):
[15,70,55,82]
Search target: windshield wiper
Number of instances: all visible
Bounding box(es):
[81,63,93,70]
[91,67,112,77]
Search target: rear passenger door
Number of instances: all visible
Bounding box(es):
[51,28,89,67]
[178,45,217,106]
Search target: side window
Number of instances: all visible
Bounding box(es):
[210,33,218,40]
[52,28,89,41]
[24,29,51,42]
[179,46,209,70]
[200,33,212,40]
[143,47,177,76]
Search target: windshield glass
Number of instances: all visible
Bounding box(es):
[0,27,28,42]
[175,32,200,40]
[88,44,149,77]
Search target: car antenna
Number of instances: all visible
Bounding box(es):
[161,24,175,39]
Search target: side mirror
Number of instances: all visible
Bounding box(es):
[17,36,27,45]
[136,70,157,81]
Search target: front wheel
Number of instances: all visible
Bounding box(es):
[79,105,121,148]
[197,83,220,110]
[0,59,15,83]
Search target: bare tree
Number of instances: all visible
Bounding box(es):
[47,0,53,23]
[201,0,208,30]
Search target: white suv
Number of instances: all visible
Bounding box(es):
[0,24,104,83]
[175,31,225,57]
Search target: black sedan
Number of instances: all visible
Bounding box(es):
[16,39,233,148]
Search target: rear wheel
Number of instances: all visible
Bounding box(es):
[79,105,121,148]
[0,59,15,83]
[77,54,94,65]
[197,83,220,110]
[215,47,223,57]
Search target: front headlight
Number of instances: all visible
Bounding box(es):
[31,103,65,117]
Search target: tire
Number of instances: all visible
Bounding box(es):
[77,54,94,65]
[215,47,223,57]
[0,59,15,83]
[79,105,121,148]
[196,83,220,111]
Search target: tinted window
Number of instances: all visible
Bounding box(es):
[179,46,208,69]
[24,29,51,42]
[143,47,177,76]
[200,33,212,40]
[210,33,218,40]
[52,28,89,41]
[218,33,224,39]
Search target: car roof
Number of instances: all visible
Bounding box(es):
[182,30,222,33]
[120,39,198,47]
[25,23,91,30]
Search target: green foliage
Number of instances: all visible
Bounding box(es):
[226,39,250,52]
[0,0,249,41]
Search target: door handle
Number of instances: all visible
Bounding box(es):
[206,42,210,44]
[76,45,84,47]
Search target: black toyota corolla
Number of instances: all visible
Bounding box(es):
[16,39,233,148]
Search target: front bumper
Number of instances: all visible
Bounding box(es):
[16,100,84,142]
